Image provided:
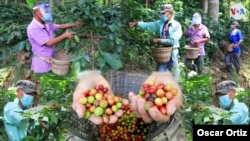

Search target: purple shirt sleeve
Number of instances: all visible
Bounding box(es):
[202,25,210,39]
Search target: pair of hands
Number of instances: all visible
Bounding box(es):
[232,43,239,48]
[64,20,84,40]
[192,40,200,46]
[72,71,183,125]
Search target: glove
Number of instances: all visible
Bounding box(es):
[129,71,183,123]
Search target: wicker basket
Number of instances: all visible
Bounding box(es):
[68,114,100,141]
[185,46,200,59]
[51,53,72,76]
[151,47,173,63]
[69,71,184,141]
[224,43,234,52]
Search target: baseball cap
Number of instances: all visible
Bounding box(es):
[16,80,37,94]
[193,12,201,19]
[232,21,240,27]
[215,80,236,96]
[159,4,174,14]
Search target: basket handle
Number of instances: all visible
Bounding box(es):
[49,60,54,64]
[39,56,53,64]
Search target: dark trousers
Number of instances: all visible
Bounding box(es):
[224,52,241,73]
[156,58,173,72]
[185,55,204,73]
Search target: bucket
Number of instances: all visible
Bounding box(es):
[68,71,184,141]
[51,53,72,76]
[151,47,173,63]
[185,46,200,59]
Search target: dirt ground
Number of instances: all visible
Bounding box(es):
[209,49,250,94]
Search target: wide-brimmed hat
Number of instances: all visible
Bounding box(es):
[159,4,174,14]
[215,80,236,96]
[16,80,37,94]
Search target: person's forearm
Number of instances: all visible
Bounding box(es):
[59,23,76,29]
[45,34,66,47]
[198,37,210,43]
[160,38,173,46]
[237,40,243,46]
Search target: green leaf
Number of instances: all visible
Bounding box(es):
[0,50,6,61]
[108,24,119,32]
[103,52,122,70]
[42,116,49,122]
[6,34,14,44]
[74,62,81,73]
[203,116,211,123]
[115,37,123,45]
[18,41,25,51]
[83,54,91,62]
[74,35,80,43]
[64,39,71,50]
[30,113,40,121]
[50,115,58,124]
[25,41,31,51]
[26,0,37,9]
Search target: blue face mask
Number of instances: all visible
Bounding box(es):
[20,93,33,108]
[42,13,53,22]
[219,94,232,108]
[160,14,167,22]
[230,24,235,29]
[36,3,52,22]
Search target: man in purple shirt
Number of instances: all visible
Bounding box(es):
[183,12,210,73]
[27,2,83,73]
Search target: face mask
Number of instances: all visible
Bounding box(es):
[219,94,232,108]
[160,14,167,22]
[231,24,235,29]
[42,13,53,22]
[192,17,201,25]
[36,3,53,22]
[20,93,33,108]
